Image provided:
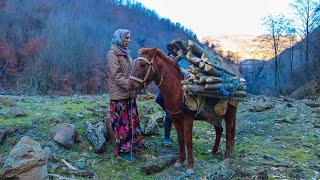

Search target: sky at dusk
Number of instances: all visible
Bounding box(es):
[135,0,294,38]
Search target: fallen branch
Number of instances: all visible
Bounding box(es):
[68,169,94,177]
[141,154,178,175]
[260,162,298,168]
[61,159,78,171]
[49,174,76,180]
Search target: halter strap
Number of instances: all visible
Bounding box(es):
[129,49,157,88]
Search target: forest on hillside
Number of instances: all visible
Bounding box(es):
[0,0,196,95]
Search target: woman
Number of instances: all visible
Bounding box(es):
[106,29,143,161]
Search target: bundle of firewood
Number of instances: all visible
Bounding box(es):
[169,40,247,99]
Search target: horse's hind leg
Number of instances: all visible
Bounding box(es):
[224,104,237,158]
[172,118,186,166]
[212,124,223,156]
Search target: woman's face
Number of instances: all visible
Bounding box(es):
[122,36,131,47]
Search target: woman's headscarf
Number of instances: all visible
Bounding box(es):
[111,29,131,54]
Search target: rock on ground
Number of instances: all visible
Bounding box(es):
[305,101,320,108]
[312,108,320,115]
[0,136,48,179]
[10,107,27,117]
[249,103,275,112]
[53,123,76,149]
[144,117,160,136]
[85,121,108,153]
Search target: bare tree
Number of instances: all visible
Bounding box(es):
[262,14,293,95]
[290,0,320,69]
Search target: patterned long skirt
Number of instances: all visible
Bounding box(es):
[109,98,143,155]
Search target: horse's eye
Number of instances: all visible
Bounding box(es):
[141,64,146,68]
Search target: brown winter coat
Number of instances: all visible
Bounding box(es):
[105,45,133,100]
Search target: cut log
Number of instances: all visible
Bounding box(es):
[201,52,209,62]
[186,51,202,65]
[188,65,200,75]
[204,62,237,77]
[199,61,206,69]
[188,91,247,99]
[205,83,235,90]
[185,85,206,93]
[205,83,246,91]
[204,64,220,76]
[188,40,215,60]
[192,75,207,84]
[239,78,246,83]
[140,154,178,175]
[206,76,223,83]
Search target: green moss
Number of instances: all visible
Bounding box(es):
[0,117,30,127]
[288,149,316,162]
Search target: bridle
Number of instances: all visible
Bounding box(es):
[129,49,183,116]
[129,49,163,88]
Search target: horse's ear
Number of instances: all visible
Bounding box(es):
[138,48,149,56]
[152,47,158,53]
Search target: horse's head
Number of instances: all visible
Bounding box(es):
[129,48,159,94]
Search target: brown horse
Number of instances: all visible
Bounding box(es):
[129,48,238,174]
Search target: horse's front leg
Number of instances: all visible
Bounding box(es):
[172,118,185,167]
[183,115,194,175]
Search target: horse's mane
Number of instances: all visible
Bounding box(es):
[139,48,183,78]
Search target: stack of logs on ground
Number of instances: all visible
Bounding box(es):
[171,40,247,99]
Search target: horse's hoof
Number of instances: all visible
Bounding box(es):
[224,153,232,159]
[186,168,194,175]
[211,149,219,156]
[174,161,183,168]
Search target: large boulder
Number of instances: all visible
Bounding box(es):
[0,136,48,179]
[85,121,108,153]
[53,123,76,149]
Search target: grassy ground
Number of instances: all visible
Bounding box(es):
[0,94,319,179]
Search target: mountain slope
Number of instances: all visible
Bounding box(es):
[239,27,320,97]
[0,0,196,94]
